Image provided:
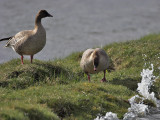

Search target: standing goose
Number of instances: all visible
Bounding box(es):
[80,48,110,82]
[0,10,53,64]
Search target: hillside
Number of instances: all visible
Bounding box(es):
[0,34,160,120]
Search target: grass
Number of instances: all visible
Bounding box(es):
[0,34,160,120]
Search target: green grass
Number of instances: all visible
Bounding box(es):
[0,34,160,120]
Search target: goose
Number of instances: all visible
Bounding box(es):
[0,10,53,64]
[80,48,110,82]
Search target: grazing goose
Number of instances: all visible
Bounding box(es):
[80,48,110,82]
[0,10,53,64]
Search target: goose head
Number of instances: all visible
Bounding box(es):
[37,10,53,19]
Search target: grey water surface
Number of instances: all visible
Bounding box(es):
[0,0,160,64]
[137,107,160,120]
[0,0,160,119]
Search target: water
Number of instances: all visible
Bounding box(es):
[123,64,160,120]
[95,64,160,120]
[1,0,160,63]
[94,112,119,120]
[123,95,149,120]
[137,64,159,107]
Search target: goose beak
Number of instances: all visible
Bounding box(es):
[94,67,97,71]
[47,13,53,17]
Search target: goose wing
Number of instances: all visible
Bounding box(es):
[80,49,94,70]
[5,30,32,47]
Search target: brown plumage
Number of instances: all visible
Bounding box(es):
[0,10,53,64]
[80,48,110,82]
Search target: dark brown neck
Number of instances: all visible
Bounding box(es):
[35,15,42,27]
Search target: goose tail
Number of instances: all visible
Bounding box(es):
[0,36,13,42]
[0,36,13,48]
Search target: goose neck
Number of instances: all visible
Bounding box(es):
[35,15,42,28]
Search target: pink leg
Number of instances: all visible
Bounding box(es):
[88,74,90,82]
[21,55,24,65]
[30,55,33,64]
[101,70,107,82]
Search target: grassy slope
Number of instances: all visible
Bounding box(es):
[0,34,160,120]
